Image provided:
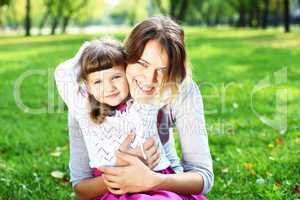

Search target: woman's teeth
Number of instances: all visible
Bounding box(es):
[136,81,154,92]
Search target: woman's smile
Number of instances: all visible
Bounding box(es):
[134,79,157,95]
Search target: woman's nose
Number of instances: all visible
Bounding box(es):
[145,68,157,84]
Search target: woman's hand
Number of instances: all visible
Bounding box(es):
[99,151,162,195]
[116,132,161,169]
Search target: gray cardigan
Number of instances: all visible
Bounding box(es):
[68,79,214,194]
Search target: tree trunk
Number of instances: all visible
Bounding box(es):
[51,16,59,35]
[24,0,31,36]
[176,0,188,21]
[254,2,261,27]
[283,0,290,32]
[154,0,167,15]
[238,2,246,27]
[262,0,270,29]
[50,0,65,35]
[61,15,70,34]
[169,0,177,18]
[38,11,50,34]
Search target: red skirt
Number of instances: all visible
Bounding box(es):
[92,166,207,200]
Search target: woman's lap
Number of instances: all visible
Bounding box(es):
[92,167,207,200]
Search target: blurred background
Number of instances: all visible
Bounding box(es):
[0,0,299,199]
[0,0,300,35]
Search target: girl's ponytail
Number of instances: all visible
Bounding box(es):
[88,95,113,124]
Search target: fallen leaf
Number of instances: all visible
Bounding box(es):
[293,184,300,194]
[266,172,272,177]
[50,147,62,157]
[51,170,64,179]
[244,162,253,170]
[275,180,282,187]
[221,167,229,173]
[268,156,276,161]
[275,137,284,145]
[50,151,62,157]
[256,177,265,184]
[233,102,239,109]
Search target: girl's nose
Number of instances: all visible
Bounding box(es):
[104,81,116,93]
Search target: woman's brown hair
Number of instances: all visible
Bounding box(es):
[124,16,187,91]
[79,38,126,124]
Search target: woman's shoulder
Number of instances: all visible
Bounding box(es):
[170,78,201,105]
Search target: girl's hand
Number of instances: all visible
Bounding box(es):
[99,151,162,195]
[116,132,161,169]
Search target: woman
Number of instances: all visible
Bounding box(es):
[69,16,213,199]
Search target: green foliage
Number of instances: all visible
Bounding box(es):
[0,28,299,199]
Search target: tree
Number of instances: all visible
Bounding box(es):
[24,0,31,36]
[228,0,248,27]
[153,0,190,22]
[61,0,86,33]
[50,0,65,35]
[38,0,53,34]
[283,0,290,32]
[0,0,11,27]
[262,0,270,29]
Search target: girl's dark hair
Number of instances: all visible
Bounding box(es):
[79,38,126,124]
[124,16,187,92]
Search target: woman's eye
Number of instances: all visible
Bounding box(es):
[138,61,148,68]
[112,75,121,80]
[157,68,167,74]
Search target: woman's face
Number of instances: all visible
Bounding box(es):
[126,39,169,102]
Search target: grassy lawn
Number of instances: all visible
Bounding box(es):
[0,28,299,199]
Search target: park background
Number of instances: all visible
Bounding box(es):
[0,0,299,199]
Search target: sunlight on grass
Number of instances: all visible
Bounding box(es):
[0,28,299,199]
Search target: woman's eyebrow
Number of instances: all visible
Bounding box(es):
[139,58,167,68]
[139,58,150,64]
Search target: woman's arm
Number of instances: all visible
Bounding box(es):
[54,42,90,114]
[100,79,213,195]
[171,79,214,194]
[100,151,204,195]
[68,113,161,199]
[68,113,109,199]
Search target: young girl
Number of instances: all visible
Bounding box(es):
[54,38,182,180]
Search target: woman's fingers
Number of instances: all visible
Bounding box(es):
[107,187,126,195]
[103,176,121,189]
[98,166,122,176]
[147,150,160,169]
[143,137,155,151]
[145,143,158,158]
[103,174,119,183]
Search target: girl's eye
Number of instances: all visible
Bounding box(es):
[94,80,102,84]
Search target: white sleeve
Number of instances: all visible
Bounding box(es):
[68,113,93,187]
[128,102,160,147]
[171,79,214,194]
[54,42,90,116]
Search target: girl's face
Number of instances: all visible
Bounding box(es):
[86,65,129,107]
[126,39,169,102]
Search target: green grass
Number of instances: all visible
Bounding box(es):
[0,28,299,199]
